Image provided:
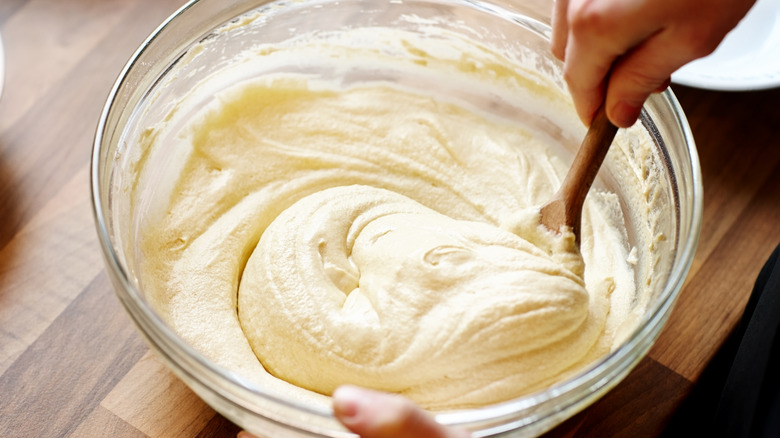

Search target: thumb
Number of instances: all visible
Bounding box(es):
[333,385,471,438]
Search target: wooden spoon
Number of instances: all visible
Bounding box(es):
[539,104,618,244]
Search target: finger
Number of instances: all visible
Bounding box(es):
[561,0,665,124]
[604,26,723,127]
[333,386,471,438]
[562,36,610,125]
[551,0,570,60]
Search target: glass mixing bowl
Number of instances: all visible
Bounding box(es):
[91,0,702,436]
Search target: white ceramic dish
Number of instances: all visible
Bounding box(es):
[672,0,780,91]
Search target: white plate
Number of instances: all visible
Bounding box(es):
[672,0,780,91]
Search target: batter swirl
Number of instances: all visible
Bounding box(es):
[137,75,634,410]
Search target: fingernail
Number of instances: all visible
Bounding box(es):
[610,100,641,128]
[333,385,364,422]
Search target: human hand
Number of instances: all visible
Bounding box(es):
[551,0,755,127]
[237,385,470,438]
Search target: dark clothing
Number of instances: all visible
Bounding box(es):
[663,244,780,438]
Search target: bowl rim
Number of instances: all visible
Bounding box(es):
[90,0,704,435]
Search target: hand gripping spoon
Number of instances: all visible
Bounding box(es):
[539,104,619,244]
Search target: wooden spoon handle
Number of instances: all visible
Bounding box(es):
[540,104,619,240]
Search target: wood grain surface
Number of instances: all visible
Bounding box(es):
[1,1,778,437]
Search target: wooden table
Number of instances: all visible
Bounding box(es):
[1,1,778,437]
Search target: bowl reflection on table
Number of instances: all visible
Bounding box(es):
[91,0,702,436]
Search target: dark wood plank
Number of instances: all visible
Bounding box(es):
[0,272,148,437]
[650,157,780,380]
[196,414,243,438]
[544,357,691,438]
[0,0,184,251]
[672,86,780,277]
[101,351,222,437]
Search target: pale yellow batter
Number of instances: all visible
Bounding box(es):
[133,27,647,411]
